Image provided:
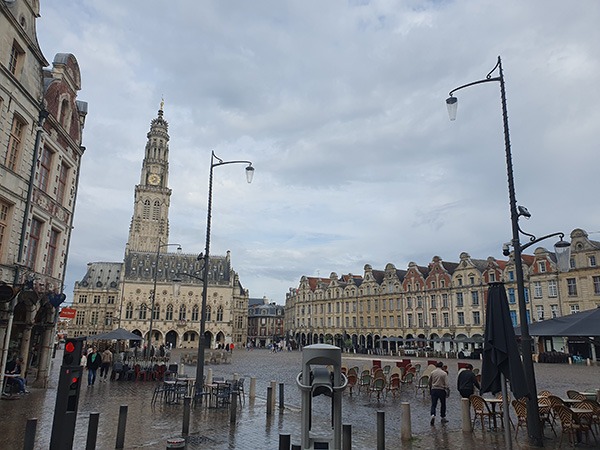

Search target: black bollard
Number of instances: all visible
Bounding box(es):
[182,397,191,436]
[266,386,273,416]
[86,412,100,450]
[279,382,285,410]
[115,405,128,449]
[230,391,238,423]
[278,433,291,450]
[342,424,352,450]
[291,445,301,450]
[23,418,37,450]
[377,411,384,450]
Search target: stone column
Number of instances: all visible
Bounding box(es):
[32,322,55,387]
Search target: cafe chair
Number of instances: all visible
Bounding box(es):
[554,404,592,447]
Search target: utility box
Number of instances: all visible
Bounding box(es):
[296,344,347,450]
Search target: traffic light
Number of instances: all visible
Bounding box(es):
[62,338,84,366]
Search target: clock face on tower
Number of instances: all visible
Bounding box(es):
[148,173,161,185]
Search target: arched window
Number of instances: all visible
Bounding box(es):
[139,303,147,320]
[216,306,224,321]
[152,200,160,220]
[166,304,173,321]
[142,200,150,219]
[125,302,133,319]
[179,304,186,321]
[206,305,212,322]
[153,304,160,320]
[191,304,199,321]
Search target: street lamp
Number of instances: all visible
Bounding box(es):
[193,151,254,401]
[147,239,181,357]
[446,56,570,447]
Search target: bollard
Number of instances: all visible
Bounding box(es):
[291,445,301,450]
[400,402,412,441]
[233,372,239,381]
[342,424,352,450]
[249,377,256,400]
[166,437,186,449]
[267,386,273,415]
[23,418,37,450]
[179,363,185,375]
[587,358,591,366]
[230,391,238,423]
[377,411,385,450]
[568,357,573,365]
[270,380,277,412]
[461,398,472,432]
[115,405,128,449]
[279,382,285,410]
[86,412,100,450]
[596,389,600,403]
[182,397,191,436]
[207,368,213,384]
[278,433,291,450]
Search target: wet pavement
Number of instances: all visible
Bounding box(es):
[1,348,599,449]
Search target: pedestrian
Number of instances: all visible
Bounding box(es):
[457,364,480,398]
[428,361,449,425]
[230,343,234,352]
[6,357,28,394]
[80,350,87,367]
[86,347,101,386]
[100,347,113,381]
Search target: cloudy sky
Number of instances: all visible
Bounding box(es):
[37,1,600,304]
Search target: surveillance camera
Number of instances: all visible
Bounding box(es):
[197,252,204,261]
[518,205,531,218]
[502,242,511,257]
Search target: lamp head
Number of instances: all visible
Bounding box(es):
[446,96,458,121]
[554,238,571,272]
[517,205,531,219]
[245,164,255,183]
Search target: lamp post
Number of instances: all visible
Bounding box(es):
[147,239,181,358]
[193,151,254,400]
[446,56,571,447]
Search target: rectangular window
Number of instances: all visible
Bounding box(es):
[534,281,543,298]
[406,297,412,309]
[508,288,516,304]
[107,295,116,304]
[473,311,481,325]
[570,258,575,269]
[590,255,597,267]
[471,291,479,306]
[551,305,558,318]
[536,305,544,321]
[508,271,515,281]
[382,316,387,327]
[593,276,600,295]
[443,312,449,327]
[38,146,53,192]
[430,295,437,309]
[24,218,42,268]
[570,304,580,314]
[567,278,578,296]
[407,313,413,328]
[389,316,394,327]
[90,311,98,325]
[5,115,26,171]
[9,40,25,76]
[93,295,101,304]
[538,261,546,273]
[57,163,69,203]
[75,311,85,326]
[548,280,558,297]
[417,313,423,327]
[105,312,113,326]
[489,272,496,282]
[456,292,464,307]
[417,296,423,308]
[0,201,10,259]
[431,313,437,327]
[78,294,87,303]
[510,310,518,327]
[45,229,59,276]
[457,312,465,325]
[442,294,448,308]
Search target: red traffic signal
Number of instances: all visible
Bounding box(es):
[62,338,84,367]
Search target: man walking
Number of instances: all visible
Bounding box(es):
[87,347,101,386]
[100,347,113,381]
[429,361,449,425]
[457,364,480,398]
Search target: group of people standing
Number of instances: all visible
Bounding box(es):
[428,362,481,425]
[80,347,113,386]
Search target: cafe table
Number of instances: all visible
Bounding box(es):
[483,398,504,429]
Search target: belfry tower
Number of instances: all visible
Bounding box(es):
[126,101,172,253]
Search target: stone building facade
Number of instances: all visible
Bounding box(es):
[284,228,600,356]
[0,0,87,387]
[69,106,249,351]
[247,296,284,348]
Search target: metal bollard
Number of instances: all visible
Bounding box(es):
[115,405,128,449]
[207,368,213,384]
[249,377,256,400]
[377,411,385,450]
[596,389,600,403]
[279,382,285,410]
[86,412,100,450]
[182,397,191,436]
[266,386,273,415]
[278,433,291,450]
[342,424,352,450]
[270,380,277,412]
[461,398,472,432]
[166,437,186,449]
[23,418,37,450]
[230,391,238,423]
[291,445,301,450]
[400,402,412,441]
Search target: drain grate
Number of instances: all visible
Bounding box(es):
[186,435,216,445]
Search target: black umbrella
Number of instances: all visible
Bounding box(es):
[481,283,529,399]
[86,328,143,341]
